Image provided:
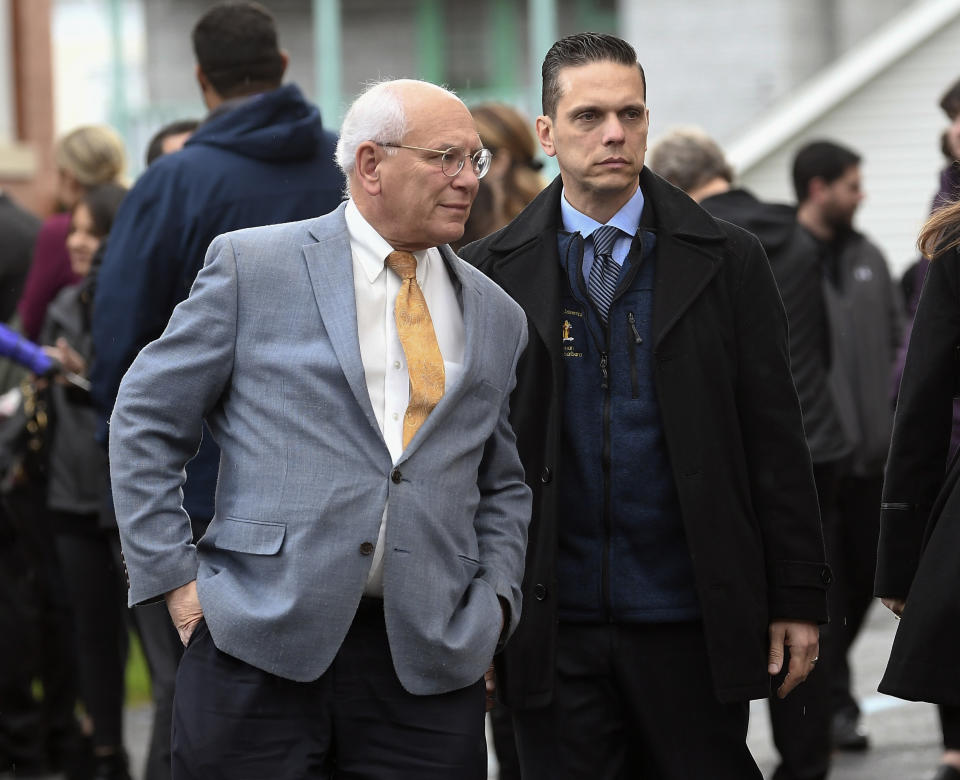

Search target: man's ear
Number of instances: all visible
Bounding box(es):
[355,141,382,195]
[195,65,218,110]
[536,115,557,158]
[279,50,290,78]
[807,176,828,203]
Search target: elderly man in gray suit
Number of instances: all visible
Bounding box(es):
[109,78,532,779]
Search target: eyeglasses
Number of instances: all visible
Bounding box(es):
[377,143,493,179]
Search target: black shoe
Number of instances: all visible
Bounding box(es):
[831,712,870,751]
[90,751,130,780]
[932,765,960,780]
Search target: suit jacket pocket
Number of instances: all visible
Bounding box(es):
[214,516,286,555]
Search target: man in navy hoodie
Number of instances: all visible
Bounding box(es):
[93,1,343,523]
[90,3,343,778]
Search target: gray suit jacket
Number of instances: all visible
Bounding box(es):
[110,203,532,695]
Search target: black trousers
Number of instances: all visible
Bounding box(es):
[828,473,882,721]
[53,514,129,751]
[766,460,840,780]
[0,494,83,773]
[130,601,181,780]
[171,600,487,779]
[511,621,761,780]
[941,704,960,751]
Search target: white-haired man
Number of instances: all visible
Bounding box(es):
[109,78,532,779]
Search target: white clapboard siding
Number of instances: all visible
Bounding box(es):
[732,0,960,276]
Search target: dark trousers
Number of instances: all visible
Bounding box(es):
[130,602,181,780]
[941,704,960,751]
[53,514,129,751]
[766,460,840,780]
[171,600,487,779]
[490,699,521,780]
[0,494,83,774]
[511,621,761,780]
[828,473,882,720]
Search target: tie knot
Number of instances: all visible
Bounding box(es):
[386,250,418,280]
[592,225,620,258]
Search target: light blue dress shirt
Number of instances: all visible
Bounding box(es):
[560,185,646,284]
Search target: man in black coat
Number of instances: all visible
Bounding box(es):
[460,33,830,779]
[793,140,902,751]
[649,127,852,780]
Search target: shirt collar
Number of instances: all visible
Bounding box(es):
[344,199,431,285]
[559,184,645,239]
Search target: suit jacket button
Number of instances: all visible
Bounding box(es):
[391,468,402,484]
[359,542,375,555]
[820,567,833,585]
[533,583,547,601]
[540,467,552,484]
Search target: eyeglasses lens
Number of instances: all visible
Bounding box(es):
[440,148,492,179]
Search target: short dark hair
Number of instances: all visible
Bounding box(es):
[192,2,285,99]
[791,140,861,203]
[541,32,646,118]
[76,183,129,238]
[145,119,200,166]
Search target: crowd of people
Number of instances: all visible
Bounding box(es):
[0,2,959,780]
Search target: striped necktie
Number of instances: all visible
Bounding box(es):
[385,250,445,448]
[587,224,622,323]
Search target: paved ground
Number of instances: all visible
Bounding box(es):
[114,601,941,780]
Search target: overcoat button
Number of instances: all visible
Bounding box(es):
[540,467,552,484]
[820,567,833,585]
[391,468,402,484]
[533,583,547,601]
[359,542,375,555]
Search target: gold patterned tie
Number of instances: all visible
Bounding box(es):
[385,250,445,448]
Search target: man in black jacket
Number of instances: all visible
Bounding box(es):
[649,127,851,780]
[793,140,902,751]
[460,33,830,780]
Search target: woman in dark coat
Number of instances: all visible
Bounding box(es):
[876,197,960,780]
[41,183,131,780]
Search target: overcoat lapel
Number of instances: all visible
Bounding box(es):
[651,231,721,347]
[491,231,562,381]
[638,168,725,347]
[302,214,383,439]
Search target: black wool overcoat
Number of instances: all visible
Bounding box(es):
[876,245,960,705]
[459,169,830,709]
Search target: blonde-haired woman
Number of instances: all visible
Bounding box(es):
[453,103,546,251]
[877,200,960,780]
[18,125,126,339]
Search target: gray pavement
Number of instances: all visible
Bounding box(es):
[115,601,942,780]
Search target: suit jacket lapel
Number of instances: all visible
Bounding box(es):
[303,211,383,438]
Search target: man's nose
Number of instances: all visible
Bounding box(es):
[452,163,480,190]
[602,116,626,144]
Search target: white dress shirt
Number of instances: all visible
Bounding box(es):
[343,200,465,595]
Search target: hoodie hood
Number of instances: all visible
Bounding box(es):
[187,83,324,162]
[701,188,797,254]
